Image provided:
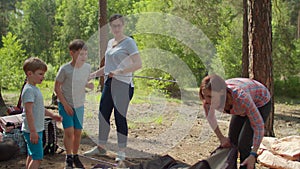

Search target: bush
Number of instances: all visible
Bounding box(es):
[274,76,300,99]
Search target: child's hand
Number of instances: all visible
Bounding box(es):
[52,114,63,122]
[64,104,74,116]
[86,82,94,90]
[30,132,39,144]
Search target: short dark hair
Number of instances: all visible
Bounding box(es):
[109,14,124,24]
[68,39,87,51]
[23,57,47,74]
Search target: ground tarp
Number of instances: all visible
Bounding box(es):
[258,135,300,169]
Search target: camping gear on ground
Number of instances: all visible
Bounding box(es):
[129,155,189,169]
[258,136,300,169]
[2,128,27,154]
[43,117,58,155]
[0,137,19,161]
[190,146,238,169]
[0,113,23,133]
[91,146,238,169]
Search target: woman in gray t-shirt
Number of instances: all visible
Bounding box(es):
[84,14,142,161]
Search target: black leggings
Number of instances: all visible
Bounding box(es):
[228,100,271,169]
[98,78,134,148]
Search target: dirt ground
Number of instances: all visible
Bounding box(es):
[0,93,299,169]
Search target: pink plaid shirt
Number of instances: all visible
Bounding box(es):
[226,78,271,148]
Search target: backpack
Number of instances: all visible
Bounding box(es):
[43,117,58,155]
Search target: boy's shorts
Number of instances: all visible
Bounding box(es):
[23,131,44,160]
[58,102,84,129]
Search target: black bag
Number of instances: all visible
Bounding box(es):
[0,138,19,161]
[189,146,238,169]
[130,155,190,169]
[43,118,58,155]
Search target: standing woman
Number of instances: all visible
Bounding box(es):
[84,14,142,162]
[199,74,271,169]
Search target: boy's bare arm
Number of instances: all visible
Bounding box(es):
[54,80,73,115]
[45,109,62,122]
[24,102,36,133]
[24,102,39,144]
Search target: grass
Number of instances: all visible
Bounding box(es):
[3,84,300,106]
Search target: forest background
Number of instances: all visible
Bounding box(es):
[0,0,299,102]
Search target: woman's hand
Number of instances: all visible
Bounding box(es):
[220,136,231,148]
[86,82,94,90]
[240,155,256,169]
[108,69,123,78]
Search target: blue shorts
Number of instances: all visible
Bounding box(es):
[23,131,44,160]
[58,102,84,129]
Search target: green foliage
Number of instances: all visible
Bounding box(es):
[53,0,99,66]
[272,0,300,80]
[10,0,56,64]
[0,32,26,90]
[216,13,243,78]
[1,0,299,99]
[0,0,22,47]
[274,76,300,99]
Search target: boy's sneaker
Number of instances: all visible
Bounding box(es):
[115,151,126,162]
[73,154,85,169]
[65,155,73,169]
[83,146,107,156]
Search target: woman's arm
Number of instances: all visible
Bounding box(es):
[89,66,105,80]
[123,53,142,73]
[109,53,142,77]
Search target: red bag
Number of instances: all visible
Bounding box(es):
[0,114,23,133]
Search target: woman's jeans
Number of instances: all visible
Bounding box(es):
[229,100,271,169]
[98,78,134,148]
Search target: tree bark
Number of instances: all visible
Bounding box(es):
[0,89,8,116]
[248,0,274,136]
[242,0,249,78]
[99,0,107,91]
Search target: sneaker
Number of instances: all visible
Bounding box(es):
[65,155,73,169]
[83,146,106,156]
[73,154,84,169]
[115,151,126,162]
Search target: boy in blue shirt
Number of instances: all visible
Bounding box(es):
[22,57,62,169]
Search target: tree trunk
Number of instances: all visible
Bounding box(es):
[297,10,300,39]
[248,0,274,136]
[98,0,107,91]
[0,88,8,116]
[242,0,249,78]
